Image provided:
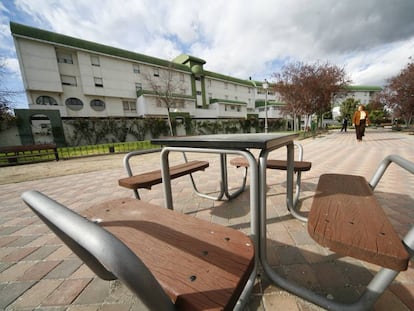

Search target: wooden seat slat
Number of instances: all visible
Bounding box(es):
[118,160,209,190]
[308,173,410,271]
[82,198,254,310]
[230,157,312,172]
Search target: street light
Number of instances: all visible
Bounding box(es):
[263,79,269,133]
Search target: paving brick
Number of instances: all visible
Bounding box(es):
[45,260,83,279]
[263,293,300,310]
[0,281,36,309]
[4,234,40,247]
[8,279,63,309]
[281,263,321,290]
[18,260,62,281]
[0,261,35,281]
[390,283,414,310]
[1,246,39,262]
[312,261,349,288]
[74,278,110,304]
[100,304,133,311]
[42,278,91,306]
[275,245,307,266]
[0,261,13,273]
[0,226,23,236]
[23,245,61,261]
[0,235,19,247]
[45,245,73,260]
[70,264,96,279]
[374,289,410,311]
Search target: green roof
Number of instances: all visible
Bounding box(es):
[209,98,246,105]
[173,54,206,66]
[345,85,382,92]
[10,21,190,72]
[255,100,284,108]
[204,70,256,87]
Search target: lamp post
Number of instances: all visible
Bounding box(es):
[263,79,269,133]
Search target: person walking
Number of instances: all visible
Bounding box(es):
[352,105,369,142]
[340,117,348,132]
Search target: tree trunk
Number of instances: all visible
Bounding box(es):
[166,106,174,136]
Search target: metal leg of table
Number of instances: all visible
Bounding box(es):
[221,154,249,200]
[160,148,251,209]
[181,151,226,201]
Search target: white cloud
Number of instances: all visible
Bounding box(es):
[4,0,414,92]
[3,57,21,76]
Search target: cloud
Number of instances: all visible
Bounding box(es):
[5,0,414,88]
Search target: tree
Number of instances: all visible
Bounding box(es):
[0,60,19,129]
[272,61,350,130]
[339,97,360,121]
[143,62,185,136]
[377,61,414,127]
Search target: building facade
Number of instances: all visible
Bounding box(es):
[10,22,380,129]
[332,85,382,119]
[11,22,284,122]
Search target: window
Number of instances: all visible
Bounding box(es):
[57,51,73,64]
[196,91,202,96]
[65,97,83,111]
[133,64,140,73]
[174,101,185,109]
[123,100,136,112]
[248,87,251,94]
[61,75,77,86]
[135,83,142,91]
[91,55,100,66]
[94,77,103,87]
[153,68,159,77]
[208,79,212,87]
[90,99,105,111]
[36,96,57,105]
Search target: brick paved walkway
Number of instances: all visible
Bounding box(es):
[1,129,414,310]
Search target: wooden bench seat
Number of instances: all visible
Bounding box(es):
[118,160,209,190]
[22,191,255,310]
[230,157,312,172]
[307,173,410,271]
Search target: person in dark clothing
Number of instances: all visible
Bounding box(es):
[340,117,348,132]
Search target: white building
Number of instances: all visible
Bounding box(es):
[332,85,382,120]
[11,22,379,125]
[11,22,271,120]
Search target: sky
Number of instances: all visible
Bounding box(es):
[1,0,414,109]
